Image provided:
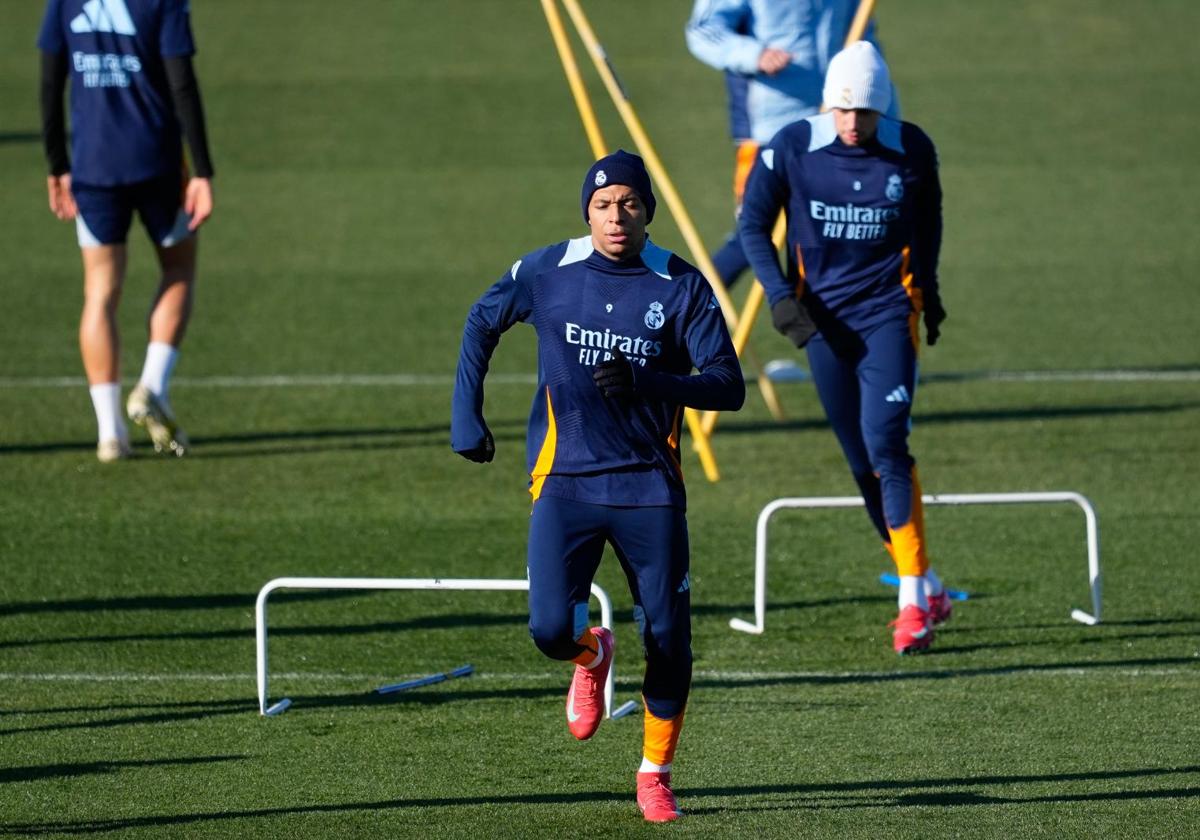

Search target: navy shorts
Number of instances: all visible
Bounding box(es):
[72,175,192,248]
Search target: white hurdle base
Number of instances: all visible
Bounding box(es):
[730,492,1102,635]
[256,577,615,717]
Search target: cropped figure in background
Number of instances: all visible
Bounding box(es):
[38,0,215,461]
[739,42,952,653]
[686,0,895,290]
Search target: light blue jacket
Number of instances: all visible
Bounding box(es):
[686,0,894,143]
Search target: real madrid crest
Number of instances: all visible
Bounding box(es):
[644,301,665,330]
[886,173,904,202]
[594,170,607,186]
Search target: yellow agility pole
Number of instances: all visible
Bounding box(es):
[701,0,880,437]
[557,0,786,427]
[846,0,879,52]
[540,0,606,158]
[701,215,785,436]
[540,0,723,482]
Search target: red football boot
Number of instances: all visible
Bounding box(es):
[565,627,613,740]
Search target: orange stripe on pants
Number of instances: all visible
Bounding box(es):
[886,467,929,577]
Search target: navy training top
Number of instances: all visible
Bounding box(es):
[739,111,943,332]
[37,0,196,186]
[452,237,745,510]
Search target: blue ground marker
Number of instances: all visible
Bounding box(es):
[376,664,474,695]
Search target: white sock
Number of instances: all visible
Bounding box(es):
[139,341,179,400]
[639,758,671,773]
[924,568,944,597]
[898,575,929,610]
[89,382,127,443]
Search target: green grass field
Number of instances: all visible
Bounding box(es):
[2,1,1198,836]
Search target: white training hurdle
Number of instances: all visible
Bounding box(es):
[729,492,1102,635]
[256,577,616,717]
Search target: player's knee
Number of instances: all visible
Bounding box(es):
[867,440,912,476]
[851,468,880,493]
[527,617,579,661]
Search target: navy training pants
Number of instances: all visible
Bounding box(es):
[806,315,918,539]
[527,495,692,720]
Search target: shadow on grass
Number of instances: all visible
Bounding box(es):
[0,419,526,459]
[692,593,897,620]
[0,610,530,650]
[0,595,909,650]
[946,616,1200,634]
[718,399,1200,436]
[933,625,1200,654]
[684,765,1200,815]
[0,754,243,784]
[0,131,40,144]
[0,684,560,737]
[0,589,374,618]
[5,652,1196,737]
[2,765,1197,833]
[692,655,1200,690]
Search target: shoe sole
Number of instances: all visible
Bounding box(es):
[894,631,934,655]
[129,405,187,456]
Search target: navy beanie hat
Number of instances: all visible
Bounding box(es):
[581,149,656,224]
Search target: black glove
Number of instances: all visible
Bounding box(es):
[593,348,636,398]
[924,300,947,346]
[455,428,494,463]
[771,296,818,349]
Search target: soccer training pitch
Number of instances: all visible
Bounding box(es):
[1,1,1197,836]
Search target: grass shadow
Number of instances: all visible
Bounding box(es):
[0,610,530,650]
[0,754,244,784]
[3,765,1197,834]
[719,400,1200,436]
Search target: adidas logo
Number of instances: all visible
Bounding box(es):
[71,0,137,35]
[885,385,911,404]
[676,573,690,594]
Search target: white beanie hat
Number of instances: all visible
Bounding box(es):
[823,40,892,113]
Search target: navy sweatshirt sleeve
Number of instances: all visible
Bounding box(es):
[451,262,535,453]
[39,49,69,175]
[908,128,943,309]
[738,138,795,306]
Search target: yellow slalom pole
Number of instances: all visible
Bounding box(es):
[540,0,721,482]
[556,0,786,469]
[557,0,784,418]
[561,0,734,317]
[540,0,607,158]
[846,0,878,46]
[701,216,786,436]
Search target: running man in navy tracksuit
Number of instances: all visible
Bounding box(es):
[38,0,214,462]
[739,42,954,654]
[452,151,744,821]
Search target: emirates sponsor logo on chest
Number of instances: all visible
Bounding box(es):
[564,323,663,368]
[809,200,900,242]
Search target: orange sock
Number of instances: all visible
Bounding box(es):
[642,706,685,767]
[570,629,602,667]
